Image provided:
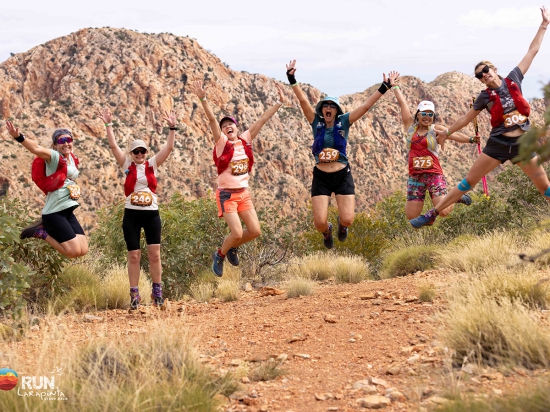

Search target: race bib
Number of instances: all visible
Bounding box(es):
[67,184,81,200]
[413,156,433,170]
[318,148,340,163]
[230,159,249,176]
[130,191,153,207]
[503,110,528,128]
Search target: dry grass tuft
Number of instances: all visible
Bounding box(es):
[439,269,550,368]
[418,282,436,303]
[190,282,215,303]
[284,277,316,298]
[287,252,371,283]
[380,245,436,279]
[249,359,286,382]
[216,279,240,302]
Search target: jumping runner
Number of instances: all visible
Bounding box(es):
[6,122,88,258]
[191,80,287,277]
[285,60,396,248]
[410,6,550,229]
[97,108,177,309]
[390,71,474,220]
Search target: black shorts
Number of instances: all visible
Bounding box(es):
[483,135,535,164]
[42,207,85,244]
[122,209,162,251]
[311,164,355,197]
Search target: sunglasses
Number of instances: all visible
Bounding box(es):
[475,65,490,80]
[322,102,338,109]
[56,137,73,144]
[419,112,434,118]
[132,148,147,155]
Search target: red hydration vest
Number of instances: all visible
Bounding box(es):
[487,78,530,128]
[124,161,157,196]
[32,153,79,195]
[213,137,254,175]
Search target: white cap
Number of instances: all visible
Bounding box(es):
[417,101,435,112]
[129,139,148,152]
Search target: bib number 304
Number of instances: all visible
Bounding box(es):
[131,191,153,207]
[503,110,528,128]
[413,156,433,170]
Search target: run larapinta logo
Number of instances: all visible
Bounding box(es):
[0,368,18,391]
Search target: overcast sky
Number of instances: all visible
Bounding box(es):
[1,1,549,99]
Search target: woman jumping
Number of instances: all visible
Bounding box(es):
[411,6,549,229]
[192,79,287,277]
[390,72,474,220]
[97,108,177,309]
[286,60,396,248]
[6,122,88,258]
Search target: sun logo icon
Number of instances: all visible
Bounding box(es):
[0,368,18,391]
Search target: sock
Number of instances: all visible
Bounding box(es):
[130,286,140,299]
[218,249,225,258]
[34,228,48,240]
[152,282,162,298]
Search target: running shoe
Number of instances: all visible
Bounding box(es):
[459,194,472,206]
[20,220,43,239]
[129,290,141,310]
[151,294,165,307]
[323,223,334,249]
[227,247,240,266]
[410,208,438,229]
[212,251,224,277]
[337,217,348,242]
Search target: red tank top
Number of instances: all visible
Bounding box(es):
[408,132,443,176]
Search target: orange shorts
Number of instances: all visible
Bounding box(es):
[216,188,254,218]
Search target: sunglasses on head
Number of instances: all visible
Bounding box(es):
[56,137,73,144]
[475,65,490,80]
[132,148,147,155]
[419,112,434,118]
[322,102,338,109]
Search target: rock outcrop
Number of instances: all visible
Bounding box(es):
[0,28,545,230]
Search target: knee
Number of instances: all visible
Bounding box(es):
[148,251,161,265]
[249,227,261,239]
[128,251,141,265]
[339,216,354,227]
[231,230,243,242]
[313,219,327,232]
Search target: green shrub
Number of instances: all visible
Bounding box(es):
[380,245,436,279]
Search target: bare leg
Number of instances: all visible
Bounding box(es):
[335,194,355,227]
[147,244,162,284]
[405,201,425,220]
[516,157,550,198]
[128,249,141,287]
[311,195,331,232]
[45,234,88,258]
[435,154,500,212]
[220,212,244,255]
[432,195,454,217]
[224,208,261,252]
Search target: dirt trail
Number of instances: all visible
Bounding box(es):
[6,270,548,411]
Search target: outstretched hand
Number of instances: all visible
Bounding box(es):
[192,80,208,100]
[286,60,297,75]
[163,110,177,127]
[275,84,287,105]
[97,108,113,124]
[436,129,447,150]
[5,120,19,138]
[541,6,549,25]
[387,71,400,87]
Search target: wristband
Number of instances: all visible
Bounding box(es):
[200,97,206,102]
[276,100,282,105]
[392,86,400,90]
[446,129,451,136]
[169,127,178,130]
[469,136,476,144]
[378,81,391,94]
[286,70,297,85]
[15,133,25,143]
[105,123,113,127]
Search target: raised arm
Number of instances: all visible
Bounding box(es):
[434,124,478,145]
[249,84,287,140]
[97,108,126,167]
[6,121,51,162]
[436,108,481,149]
[286,60,316,124]
[388,72,414,130]
[155,110,177,166]
[348,72,396,125]
[192,80,221,143]
[518,6,549,75]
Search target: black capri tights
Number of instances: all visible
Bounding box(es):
[122,208,162,251]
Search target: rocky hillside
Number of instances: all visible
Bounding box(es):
[0,28,546,230]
